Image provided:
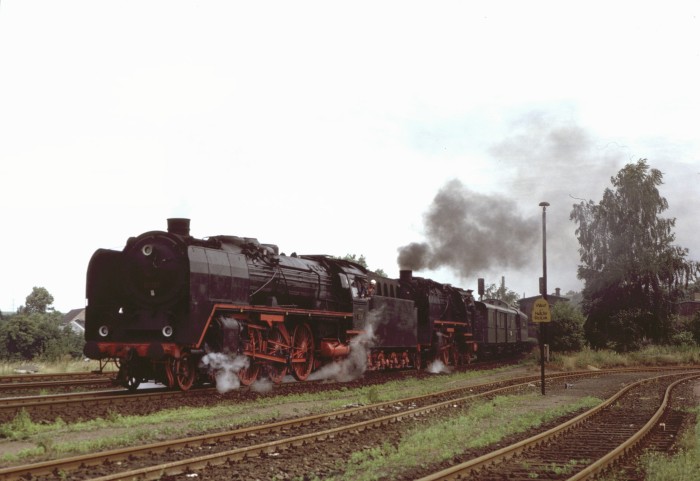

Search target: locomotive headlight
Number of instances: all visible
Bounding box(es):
[98,325,110,337]
[142,244,153,256]
[162,325,174,338]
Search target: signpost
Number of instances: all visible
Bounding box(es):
[532,298,551,323]
[532,296,550,395]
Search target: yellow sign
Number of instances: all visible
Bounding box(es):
[532,298,551,323]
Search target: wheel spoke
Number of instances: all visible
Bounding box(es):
[266,326,288,384]
[176,353,196,391]
[239,328,261,386]
[291,323,314,381]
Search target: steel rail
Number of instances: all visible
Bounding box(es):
[0,368,579,418]
[0,377,116,392]
[1,367,695,480]
[0,371,115,385]
[0,370,602,480]
[566,374,697,481]
[415,371,700,481]
[0,388,187,425]
[69,377,577,481]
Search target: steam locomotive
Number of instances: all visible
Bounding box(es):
[84,219,530,390]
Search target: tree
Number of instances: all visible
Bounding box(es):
[570,159,699,349]
[22,287,54,314]
[483,278,520,305]
[0,310,80,361]
[0,316,43,359]
[340,254,388,277]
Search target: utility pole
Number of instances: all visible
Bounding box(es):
[538,201,550,395]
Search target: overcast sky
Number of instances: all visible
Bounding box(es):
[1,1,698,313]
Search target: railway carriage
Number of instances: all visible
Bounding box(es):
[472,299,529,357]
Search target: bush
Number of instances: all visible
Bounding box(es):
[690,312,700,345]
[606,308,650,352]
[670,331,696,347]
[547,302,586,352]
[0,312,84,361]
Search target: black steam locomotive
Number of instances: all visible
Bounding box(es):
[84,219,529,390]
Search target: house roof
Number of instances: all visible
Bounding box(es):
[62,308,85,328]
[519,294,570,303]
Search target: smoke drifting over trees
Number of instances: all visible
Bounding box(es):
[397,179,540,278]
[393,110,699,299]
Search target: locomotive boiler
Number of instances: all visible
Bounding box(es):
[85,218,369,389]
[84,219,530,391]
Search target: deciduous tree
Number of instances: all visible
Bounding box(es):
[570,159,699,349]
[22,287,54,314]
[341,254,388,277]
[483,280,520,305]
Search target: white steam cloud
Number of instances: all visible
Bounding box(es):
[200,352,249,393]
[251,377,274,393]
[427,359,452,374]
[308,323,377,382]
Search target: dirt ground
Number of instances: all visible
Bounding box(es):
[2,365,698,480]
[173,369,699,480]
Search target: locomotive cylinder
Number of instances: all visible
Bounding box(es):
[319,339,351,359]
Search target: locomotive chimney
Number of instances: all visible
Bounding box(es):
[400,270,413,282]
[167,218,190,236]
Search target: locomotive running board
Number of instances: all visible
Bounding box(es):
[195,303,353,349]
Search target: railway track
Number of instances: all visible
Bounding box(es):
[0,371,117,399]
[0,371,115,385]
[0,377,117,397]
[0,387,186,423]
[1,365,692,425]
[2,369,691,481]
[0,361,541,424]
[418,372,700,481]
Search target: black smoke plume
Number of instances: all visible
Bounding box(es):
[397,179,539,278]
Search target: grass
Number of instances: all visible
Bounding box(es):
[0,359,112,376]
[0,366,518,463]
[639,406,700,481]
[597,406,700,481]
[2,347,697,470]
[549,345,700,371]
[323,394,602,481]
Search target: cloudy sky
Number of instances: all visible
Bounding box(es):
[1,1,698,313]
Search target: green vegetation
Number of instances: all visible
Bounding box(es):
[680,311,700,346]
[0,287,83,362]
[545,459,591,476]
[641,406,700,481]
[549,345,700,371]
[327,394,601,481]
[0,359,107,376]
[570,160,700,351]
[20,287,55,315]
[548,301,586,352]
[598,407,700,481]
[340,254,387,277]
[0,366,513,463]
[483,278,520,305]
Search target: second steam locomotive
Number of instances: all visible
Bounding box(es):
[84,219,530,390]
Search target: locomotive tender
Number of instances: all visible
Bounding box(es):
[84,219,529,390]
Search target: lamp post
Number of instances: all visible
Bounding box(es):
[538,201,549,395]
[539,201,549,299]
